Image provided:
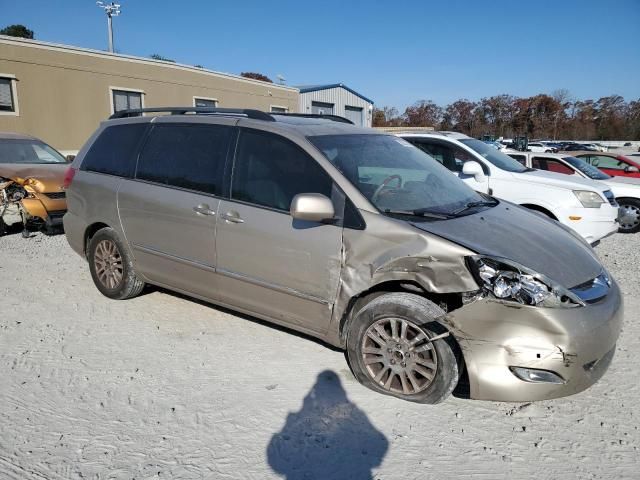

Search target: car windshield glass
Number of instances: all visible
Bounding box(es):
[0,139,67,164]
[459,138,528,173]
[308,134,487,217]
[563,156,611,180]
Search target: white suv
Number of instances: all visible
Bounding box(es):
[397,132,619,245]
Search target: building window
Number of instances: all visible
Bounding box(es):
[111,88,143,115]
[194,97,218,108]
[270,105,289,113]
[311,101,334,115]
[0,76,18,115]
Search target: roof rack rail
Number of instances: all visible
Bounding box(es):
[272,113,354,125]
[109,107,275,121]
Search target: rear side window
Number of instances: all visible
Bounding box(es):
[136,124,233,195]
[231,129,333,211]
[81,124,148,177]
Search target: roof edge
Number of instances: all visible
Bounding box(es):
[297,83,374,104]
[0,35,299,92]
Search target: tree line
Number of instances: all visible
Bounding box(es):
[373,90,640,141]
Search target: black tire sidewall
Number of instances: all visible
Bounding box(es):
[346,293,459,404]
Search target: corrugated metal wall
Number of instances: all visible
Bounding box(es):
[299,87,373,127]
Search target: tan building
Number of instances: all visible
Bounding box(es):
[0,35,299,153]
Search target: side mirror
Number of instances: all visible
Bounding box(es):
[290,193,335,222]
[462,161,486,181]
[66,155,76,163]
[624,165,639,173]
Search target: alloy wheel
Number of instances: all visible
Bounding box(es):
[94,239,124,289]
[619,203,640,231]
[361,317,438,395]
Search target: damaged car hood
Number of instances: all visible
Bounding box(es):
[410,202,603,288]
[0,163,67,191]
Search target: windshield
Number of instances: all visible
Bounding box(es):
[0,139,67,164]
[563,156,611,180]
[308,134,486,217]
[459,138,528,173]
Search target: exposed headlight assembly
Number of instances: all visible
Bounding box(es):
[467,256,585,308]
[573,190,605,208]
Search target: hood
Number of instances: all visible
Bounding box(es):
[0,163,67,192]
[411,201,603,288]
[515,169,609,193]
[604,178,640,198]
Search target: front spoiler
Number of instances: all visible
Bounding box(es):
[445,280,623,402]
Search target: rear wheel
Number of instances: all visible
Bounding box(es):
[617,198,640,233]
[88,227,145,299]
[346,292,459,404]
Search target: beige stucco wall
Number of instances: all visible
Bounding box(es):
[0,36,299,152]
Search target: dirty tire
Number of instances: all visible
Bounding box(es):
[346,292,459,404]
[617,198,640,234]
[88,227,145,300]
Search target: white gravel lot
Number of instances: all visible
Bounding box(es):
[0,231,638,480]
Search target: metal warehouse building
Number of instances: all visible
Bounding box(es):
[297,83,374,127]
[0,36,299,153]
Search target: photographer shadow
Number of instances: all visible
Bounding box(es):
[267,370,388,480]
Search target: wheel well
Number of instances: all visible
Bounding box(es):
[83,222,110,257]
[520,204,558,220]
[616,197,640,206]
[338,281,464,344]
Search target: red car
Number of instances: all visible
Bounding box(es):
[572,151,640,178]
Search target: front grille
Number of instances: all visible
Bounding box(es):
[47,210,66,219]
[570,272,611,304]
[603,190,617,206]
[44,191,66,200]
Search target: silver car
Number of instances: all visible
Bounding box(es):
[63,107,623,404]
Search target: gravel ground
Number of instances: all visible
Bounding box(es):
[0,231,638,479]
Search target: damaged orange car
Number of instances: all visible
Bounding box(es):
[0,132,68,237]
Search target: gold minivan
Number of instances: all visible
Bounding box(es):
[63,108,623,403]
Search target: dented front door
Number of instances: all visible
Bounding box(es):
[215,200,342,334]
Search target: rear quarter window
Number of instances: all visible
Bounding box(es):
[81,123,148,177]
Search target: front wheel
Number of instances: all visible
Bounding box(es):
[346,292,460,404]
[618,198,640,233]
[88,227,145,299]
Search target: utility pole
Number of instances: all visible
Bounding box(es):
[96,2,121,53]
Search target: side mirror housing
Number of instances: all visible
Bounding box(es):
[462,161,486,181]
[624,165,639,174]
[290,193,335,222]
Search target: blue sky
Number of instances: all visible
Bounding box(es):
[2,0,639,109]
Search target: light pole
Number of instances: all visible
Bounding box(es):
[96,2,121,53]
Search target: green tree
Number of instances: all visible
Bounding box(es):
[149,53,176,62]
[240,72,273,83]
[0,24,34,39]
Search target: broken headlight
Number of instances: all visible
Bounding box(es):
[467,256,584,308]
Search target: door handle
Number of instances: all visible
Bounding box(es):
[221,211,244,224]
[193,204,216,216]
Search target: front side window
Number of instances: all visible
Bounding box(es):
[82,124,148,176]
[308,134,485,216]
[0,139,66,164]
[232,129,333,211]
[459,138,528,173]
[112,89,143,115]
[137,124,233,195]
[410,140,475,173]
[0,78,15,112]
[508,154,527,165]
[589,155,626,170]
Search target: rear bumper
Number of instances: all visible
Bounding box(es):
[62,211,86,257]
[447,279,623,402]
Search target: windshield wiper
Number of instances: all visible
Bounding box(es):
[384,208,453,219]
[451,199,498,215]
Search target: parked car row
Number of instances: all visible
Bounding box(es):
[0,108,629,405]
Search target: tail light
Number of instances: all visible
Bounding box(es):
[63,166,76,189]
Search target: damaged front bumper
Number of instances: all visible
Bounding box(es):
[446,279,623,402]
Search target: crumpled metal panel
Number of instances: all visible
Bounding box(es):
[326,210,479,345]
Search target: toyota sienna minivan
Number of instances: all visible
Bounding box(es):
[63,107,623,404]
